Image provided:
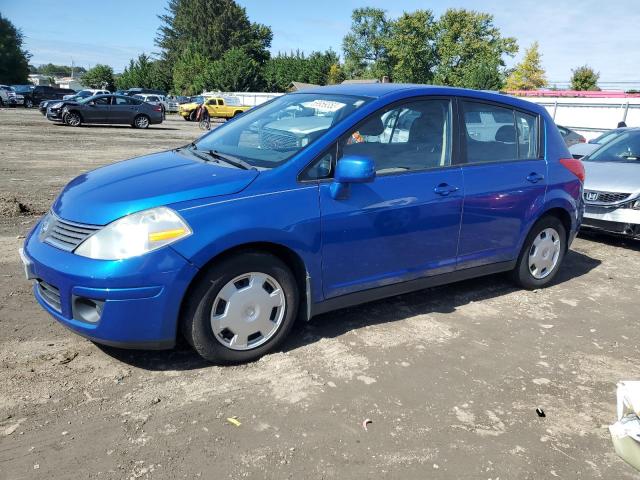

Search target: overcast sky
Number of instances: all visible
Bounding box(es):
[3,0,639,86]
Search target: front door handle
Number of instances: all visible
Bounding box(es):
[434,183,459,196]
[526,172,545,183]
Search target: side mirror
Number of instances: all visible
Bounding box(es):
[330,155,375,200]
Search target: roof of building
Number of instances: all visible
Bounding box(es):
[288,81,319,91]
[341,79,381,84]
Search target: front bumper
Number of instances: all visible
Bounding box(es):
[46,107,64,122]
[582,204,640,236]
[22,220,199,349]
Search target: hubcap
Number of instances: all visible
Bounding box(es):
[136,116,149,128]
[528,227,561,279]
[67,114,79,126]
[210,272,286,351]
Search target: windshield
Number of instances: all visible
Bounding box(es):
[193,93,370,169]
[586,131,640,163]
[191,96,204,104]
[591,129,623,145]
[11,85,32,93]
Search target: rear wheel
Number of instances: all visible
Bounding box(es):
[133,114,150,129]
[25,98,33,108]
[511,216,566,289]
[64,111,82,127]
[181,252,299,364]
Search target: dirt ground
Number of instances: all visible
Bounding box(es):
[1,108,640,480]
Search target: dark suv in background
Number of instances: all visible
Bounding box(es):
[22,86,76,108]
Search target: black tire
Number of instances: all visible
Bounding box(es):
[183,115,191,121]
[0,98,4,107]
[64,111,82,127]
[511,216,567,290]
[188,110,198,122]
[25,98,33,108]
[181,252,299,364]
[133,114,150,129]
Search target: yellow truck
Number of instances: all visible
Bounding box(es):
[179,96,251,121]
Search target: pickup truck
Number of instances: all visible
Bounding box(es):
[179,96,251,121]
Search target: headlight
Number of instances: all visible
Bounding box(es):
[75,207,192,260]
[51,102,63,109]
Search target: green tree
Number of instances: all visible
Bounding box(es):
[81,64,115,90]
[433,9,517,89]
[570,65,600,91]
[116,54,170,91]
[263,50,340,92]
[305,50,341,85]
[505,42,546,90]
[0,13,30,84]
[387,10,436,84]
[327,63,345,85]
[31,63,86,77]
[156,0,272,86]
[342,7,391,79]
[206,47,262,91]
[172,42,212,95]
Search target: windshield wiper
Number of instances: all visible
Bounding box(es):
[207,150,255,170]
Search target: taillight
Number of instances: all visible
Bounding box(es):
[153,105,162,112]
[579,136,586,143]
[559,157,585,183]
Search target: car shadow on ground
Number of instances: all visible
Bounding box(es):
[578,229,640,251]
[98,249,601,371]
[52,124,179,131]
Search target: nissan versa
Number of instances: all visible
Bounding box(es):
[20,84,585,364]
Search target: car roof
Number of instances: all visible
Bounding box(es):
[300,83,547,114]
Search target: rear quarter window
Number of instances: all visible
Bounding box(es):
[461,100,539,164]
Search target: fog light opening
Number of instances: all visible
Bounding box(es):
[72,296,104,324]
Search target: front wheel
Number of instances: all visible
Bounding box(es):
[511,216,566,289]
[64,111,82,127]
[181,252,299,364]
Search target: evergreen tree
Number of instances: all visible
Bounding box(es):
[505,42,546,90]
[156,0,272,92]
[0,13,30,84]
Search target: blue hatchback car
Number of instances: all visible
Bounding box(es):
[21,84,585,364]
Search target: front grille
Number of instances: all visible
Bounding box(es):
[37,280,62,313]
[583,190,631,205]
[260,129,299,151]
[41,213,101,252]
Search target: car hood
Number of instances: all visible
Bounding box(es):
[583,161,640,195]
[52,150,259,225]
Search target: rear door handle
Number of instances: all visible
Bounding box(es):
[434,183,459,196]
[526,172,544,183]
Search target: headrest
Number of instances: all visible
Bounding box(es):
[495,125,516,143]
[359,117,384,136]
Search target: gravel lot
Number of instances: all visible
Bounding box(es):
[1,108,640,479]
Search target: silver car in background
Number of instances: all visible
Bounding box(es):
[582,128,640,237]
[570,127,630,159]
